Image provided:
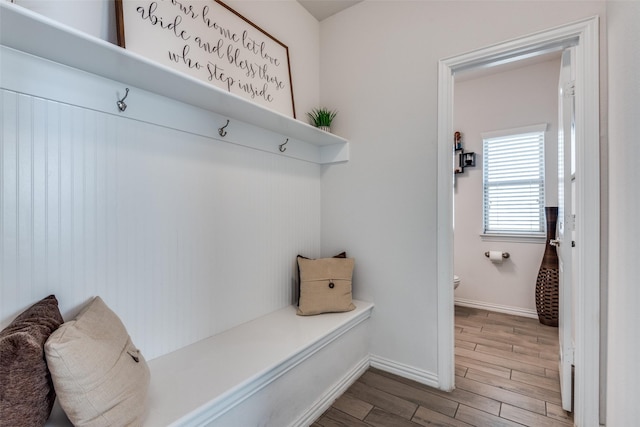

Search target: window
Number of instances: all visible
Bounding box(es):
[482,124,546,237]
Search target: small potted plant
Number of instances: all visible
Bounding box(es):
[307,107,337,133]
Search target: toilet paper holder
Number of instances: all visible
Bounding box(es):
[485,251,510,259]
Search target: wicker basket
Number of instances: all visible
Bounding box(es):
[535,207,559,327]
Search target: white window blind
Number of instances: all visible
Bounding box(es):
[482,125,546,236]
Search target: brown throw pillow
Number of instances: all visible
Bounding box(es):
[0,295,64,427]
[45,296,150,427]
[297,257,356,316]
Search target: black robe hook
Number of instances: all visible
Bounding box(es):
[219,119,230,137]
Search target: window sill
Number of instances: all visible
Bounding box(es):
[480,233,546,244]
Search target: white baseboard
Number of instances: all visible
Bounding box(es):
[454,297,538,319]
[291,354,442,426]
[290,356,370,427]
[369,354,440,389]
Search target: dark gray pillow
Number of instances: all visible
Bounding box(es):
[0,295,64,427]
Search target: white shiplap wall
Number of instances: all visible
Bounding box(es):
[0,87,322,360]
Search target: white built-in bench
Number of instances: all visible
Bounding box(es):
[146,301,374,426]
[48,300,374,427]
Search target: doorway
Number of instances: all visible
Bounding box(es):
[436,17,600,426]
[452,54,561,318]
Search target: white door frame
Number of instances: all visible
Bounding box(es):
[436,17,600,426]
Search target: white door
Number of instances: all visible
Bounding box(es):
[554,47,575,412]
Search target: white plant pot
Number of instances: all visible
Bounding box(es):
[318,126,331,133]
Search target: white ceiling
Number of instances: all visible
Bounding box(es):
[295,1,560,78]
[297,0,363,21]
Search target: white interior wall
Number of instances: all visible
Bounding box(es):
[453,58,560,314]
[320,1,606,380]
[14,0,117,43]
[606,0,640,424]
[0,86,322,361]
[1,0,323,362]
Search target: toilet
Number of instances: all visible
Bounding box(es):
[454,275,461,290]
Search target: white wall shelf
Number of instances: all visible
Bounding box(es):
[0,2,349,165]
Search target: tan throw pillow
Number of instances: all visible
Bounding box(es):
[297,257,356,316]
[296,252,346,306]
[0,295,63,427]
[45,296,150,427]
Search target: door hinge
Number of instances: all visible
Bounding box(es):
[563,81,576,97]
[563,347,575,365]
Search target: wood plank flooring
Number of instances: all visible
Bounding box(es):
[312,306,573,427]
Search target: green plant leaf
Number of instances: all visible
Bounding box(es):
[307,107,337,127]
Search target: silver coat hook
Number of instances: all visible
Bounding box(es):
[279,138,289,152]
[117,88,129,112]
[219,119,229,137]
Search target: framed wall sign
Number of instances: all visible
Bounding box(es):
[115,0,296,118]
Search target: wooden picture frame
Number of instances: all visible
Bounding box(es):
[115,0,296,118]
